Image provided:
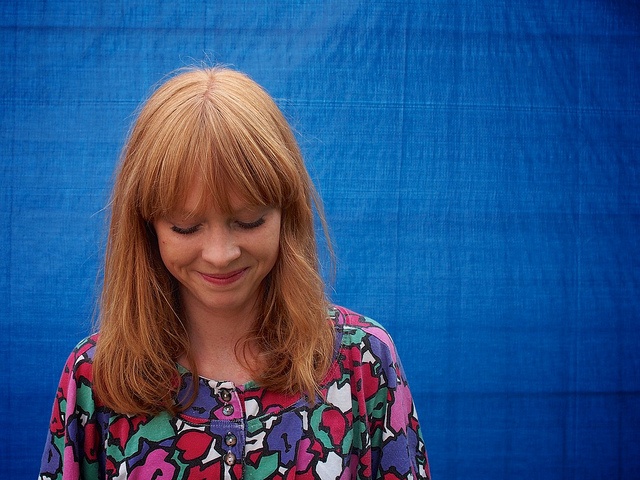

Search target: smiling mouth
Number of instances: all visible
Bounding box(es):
[200,268,247,285]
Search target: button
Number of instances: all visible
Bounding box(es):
[224,451,236,465]
[219,389,232,402]
[225,432,237,447]
[222,404,234,416]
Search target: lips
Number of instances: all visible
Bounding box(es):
[200,268,247,286]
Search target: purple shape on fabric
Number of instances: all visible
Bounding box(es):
[40,431,61,472]
[379,437,410,474]
[264,410,306,465]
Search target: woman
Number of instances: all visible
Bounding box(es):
[39,67,430,479]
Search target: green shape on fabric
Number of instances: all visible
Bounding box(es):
[244,452,279,478]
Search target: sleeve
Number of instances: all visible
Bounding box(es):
[360,322,431,480]
[38,337,103,480]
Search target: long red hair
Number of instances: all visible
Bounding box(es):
[93,67,334,415]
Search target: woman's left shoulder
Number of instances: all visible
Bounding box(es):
[329,305,399,355]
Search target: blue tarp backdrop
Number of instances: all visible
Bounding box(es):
[1,1,639,478]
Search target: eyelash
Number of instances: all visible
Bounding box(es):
[170,217,265,235]
[236,217,265,230]
[170,225,200,235]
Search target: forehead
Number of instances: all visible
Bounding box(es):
[172,176,267,217]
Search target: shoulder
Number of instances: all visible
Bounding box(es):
[326,305,409,403]
[59,333,99,384]
[69,333,99,363]
[330,305,401,365]
[331,305,397,348]
[72,333,99,356]
[47,335,102,440]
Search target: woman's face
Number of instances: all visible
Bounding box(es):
[153,183,281,322]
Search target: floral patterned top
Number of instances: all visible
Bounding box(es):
[39,306,430,479]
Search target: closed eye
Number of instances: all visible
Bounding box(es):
[236,217,265,230]
[171,224,200,235]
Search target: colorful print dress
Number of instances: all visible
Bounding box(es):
[39,306,430,479]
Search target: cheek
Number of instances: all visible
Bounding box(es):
[265,231,281,265]
[156,236,189,270]
[156,239,173,271]
[266,214,282,262]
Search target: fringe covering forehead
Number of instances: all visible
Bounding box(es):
[122,68,304,221]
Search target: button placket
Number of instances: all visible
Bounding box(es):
[214,384,243,471]
[218,387,236,418]
[220,426,243,470]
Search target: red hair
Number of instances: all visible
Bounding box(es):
[93,67,334,414]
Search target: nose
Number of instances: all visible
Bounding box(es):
[201,225,241,268]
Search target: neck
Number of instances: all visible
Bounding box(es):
[180,302,261,384]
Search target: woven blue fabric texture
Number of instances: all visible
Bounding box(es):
[1,1,639,478]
